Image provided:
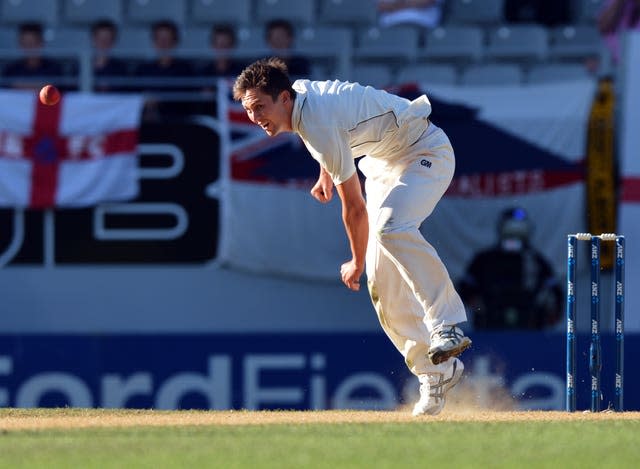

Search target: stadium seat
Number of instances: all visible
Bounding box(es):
[63,0,123,25]
[0,0,59,25]
[179,26,211,53]
[318,0,377,28]
[189,0,251,26]
[0,27,18,50]
[348,64,394,88]
[236,26,269,54]
[460,63,524,86]
[297,26,352,71]
[396,64,458,85]
[354,26,420,64]
[527,63,593,83]
[45,27,90,51]
[419,25,484,64]
[310,63,329,80]
[297,26,353,54]
[255,0,316,25]
[549,25,602,62]
[127,0,186,25]
[112,26,154,54]
[485,25,549,64]
[445,0,504,25]
[574,0,604,24]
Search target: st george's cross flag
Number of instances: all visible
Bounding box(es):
[0,90,144,209]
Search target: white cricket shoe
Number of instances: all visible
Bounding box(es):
[412,358,464,416]
[428,325,472,365]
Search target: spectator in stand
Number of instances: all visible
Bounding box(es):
[504,0,571,27]
[132,20,195,119]
[134,20,194,82]
[2,22,64,89]
[376,0,444,29]
[458,207,563,331]
[92,19,128,77]
[264,19,310,78]
[200,24,245,78]
[91,19,129,91]
[598,0,640,64]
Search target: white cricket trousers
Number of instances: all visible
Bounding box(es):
[359,122,467,376]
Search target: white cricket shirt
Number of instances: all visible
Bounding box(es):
[290,79,432,185]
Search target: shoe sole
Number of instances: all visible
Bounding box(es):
[428,338,472,365]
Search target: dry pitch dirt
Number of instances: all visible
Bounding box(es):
[1,409,639,431]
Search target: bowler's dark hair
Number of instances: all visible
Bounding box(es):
[233,57,296,102]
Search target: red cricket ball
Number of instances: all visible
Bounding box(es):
[39,84,61,106]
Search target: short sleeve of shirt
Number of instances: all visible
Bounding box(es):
[302,125,356,185]
[292,79,369,185]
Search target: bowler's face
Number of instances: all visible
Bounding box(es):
[241,88,292,136]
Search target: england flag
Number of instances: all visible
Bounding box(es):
[0,90,144,209]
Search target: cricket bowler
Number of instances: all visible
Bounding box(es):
[233,58,472,416]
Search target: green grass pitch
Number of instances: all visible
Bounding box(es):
[1,409,638,468]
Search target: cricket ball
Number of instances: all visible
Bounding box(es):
[39,84,61,106]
